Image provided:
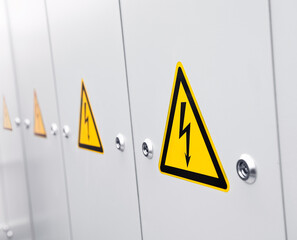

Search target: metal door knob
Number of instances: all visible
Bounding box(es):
[50,123,58,135]
[15,117,21,126]
[62,125,70,138]
[236,154,256,184]
[6,230,13,238]
[115,134,125,151]
[142,139,153,159]
[24,119,30,129]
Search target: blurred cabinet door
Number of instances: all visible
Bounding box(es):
[45,0,142,239]
[0,0,33,239]
[270,0,297,239]
[5,0,72,239]
[121,0,286,239]
[0,157,8,240]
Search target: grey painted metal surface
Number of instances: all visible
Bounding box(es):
[5,0,72,239]
[270,0,297,239]
[120,0,286,239]
[0,1,293,239]
[44,0,142,239]
[0,148,8,240]
[0,0,33,239]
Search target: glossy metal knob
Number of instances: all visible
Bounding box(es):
[62,125,70,138]
[115,134,125,151]
[142,139,153,159]
[24,119,30,129]
[236,154,257,184]
[50,123,58,135]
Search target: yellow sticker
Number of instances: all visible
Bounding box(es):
[78,80,103,153]
[34,90,47,137]
[3,97,12,130]
[159,62,229,192]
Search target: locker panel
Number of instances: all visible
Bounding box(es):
[270,0,297,239]
[45,0,142,239]
[5,0,72,239]
[0,157,8,240]
[0,0,33,239]
[120,1,286,239]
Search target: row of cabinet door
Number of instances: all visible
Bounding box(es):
[0,0,296,239]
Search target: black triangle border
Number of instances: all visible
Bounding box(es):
[160,67,227,190]
[78,82,103,153]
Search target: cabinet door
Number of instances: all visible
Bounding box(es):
[45,0,142,239]
[5,0,72,239]
[0,0,33,239]
[270,0,297,239]
[121,0,286,239]
[0,155,8,240]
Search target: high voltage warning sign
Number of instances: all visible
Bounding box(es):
[3,97,12,130]
[159,62,229,192]
[34,90,47,137]
[78,80,103,153]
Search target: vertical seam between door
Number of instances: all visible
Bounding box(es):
[118,1,144,239]
[43,1,74,239]
[3,0,36,239]
[268,1,288,239]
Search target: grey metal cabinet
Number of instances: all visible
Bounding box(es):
[5,0,71,239]
[44,0,142,239]
[120,0,286,239]
[0,0,33,239]
[0,159,8,240]
[270,0,297,239]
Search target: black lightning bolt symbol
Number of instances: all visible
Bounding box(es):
[84,102,90,140]
[179,102,191,166]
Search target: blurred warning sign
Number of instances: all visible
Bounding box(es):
[78,80,103,153]
[3,97,12,130]
[34,90,47,137]
[159,62,229,192]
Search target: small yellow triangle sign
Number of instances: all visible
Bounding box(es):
[3,97,12,130]
[78,80,103,153]
[159,62,229,192]
[34,90,47,137]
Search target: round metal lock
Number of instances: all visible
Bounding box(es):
[236,154,256,184]
[115,134,125,151]
[6,230,13,238]
[15,117,21,126]
[50,123,58,136]
[24,119,30,129]
[142,139,153,159]
[62,125,70,138]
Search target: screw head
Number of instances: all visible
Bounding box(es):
[236,154,256,184]
[115,134,125,151]
[62,125,70,138]
[15,117,21,126]
[142,138,153,159]
[24,119,30,129]
[50,123,58,135]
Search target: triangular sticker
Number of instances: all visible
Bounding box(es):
[159,62,229,192]
[78,80,104,153]
[3,97,12,130]
[34,90,47,137]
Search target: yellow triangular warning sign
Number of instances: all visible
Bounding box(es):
[34,90,47,137]
[159,62,229,192]
[3,97,12,130]
[78,80,103,153]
